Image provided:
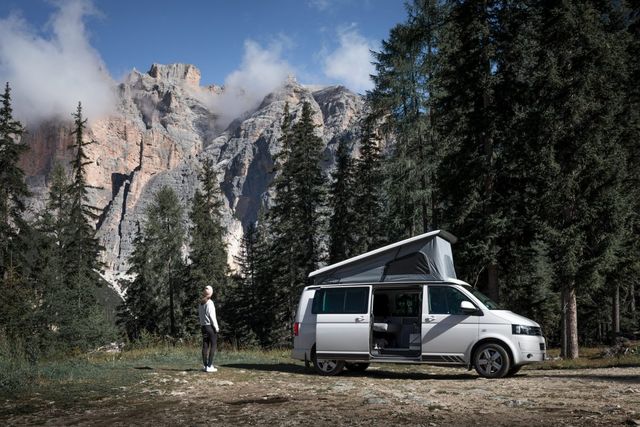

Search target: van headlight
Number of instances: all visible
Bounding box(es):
[512,324,542,336]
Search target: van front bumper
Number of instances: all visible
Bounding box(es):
[516,335,546,365]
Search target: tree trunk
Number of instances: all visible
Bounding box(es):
[597,321,602,343]
[561,302,567,358]
[486,263,499,302]
[561,285,579,359]
[169,263,176,338]
[479,1,497,306]
[630,282,636,314]
[612,282,620,335]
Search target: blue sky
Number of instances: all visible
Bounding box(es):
[0,0,406,87]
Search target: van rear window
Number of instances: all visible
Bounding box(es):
[312,287,369,314]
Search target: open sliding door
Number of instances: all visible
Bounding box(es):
[314,285,372,360]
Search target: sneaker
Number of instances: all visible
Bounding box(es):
[202,365,207,372]
[206,365,218,373]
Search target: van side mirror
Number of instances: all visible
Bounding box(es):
[460,300,480,315]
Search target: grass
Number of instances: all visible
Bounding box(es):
[0,343,294,399]
[528,341,640,370]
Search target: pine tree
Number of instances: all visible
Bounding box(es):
[267,102,328,345]
[496,1,631,357]
[486,0,561,342]
[120,186,186,339]
[287,101,327,308]
[33,164,71,349]
[251,208,279,347]
[623,0,640,328]
[0,82,29,280]
[353,0,637,349]
[118,227,150,340]
[328,137,356,263]
[188,157,228,336]
[352,114,387,253]
[256,104,295,347]
[53,102,113,349]
[66,103,103,276]
[434,0,505,301]
[0,82,31,350]
[225,224,259,348]
[17,105,117,353]
[369,0,443,240]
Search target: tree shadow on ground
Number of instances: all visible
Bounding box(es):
[358,369,476,381]
[222,363,478,380]
[222,363,310,375]
[540,372,640,384]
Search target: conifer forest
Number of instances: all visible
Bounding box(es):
[1,0,639,364]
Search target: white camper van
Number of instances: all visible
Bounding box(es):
[292,230,546,378]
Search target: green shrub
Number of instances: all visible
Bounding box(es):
[0,333,35,395]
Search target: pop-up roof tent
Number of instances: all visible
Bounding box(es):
[309,230,458,286]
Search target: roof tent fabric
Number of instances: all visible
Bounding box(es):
[309,230,458,285]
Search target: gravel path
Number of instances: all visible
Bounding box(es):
[4,363,640,426]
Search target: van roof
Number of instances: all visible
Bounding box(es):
[309,230,459,285]
[305,278,472,290]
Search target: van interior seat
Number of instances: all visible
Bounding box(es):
[373,322,388,332]
[373,322,401,333]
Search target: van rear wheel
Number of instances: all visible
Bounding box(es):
[313,358,345,376]
[474,343,511,378]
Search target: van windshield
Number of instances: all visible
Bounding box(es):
[462,286,501,310]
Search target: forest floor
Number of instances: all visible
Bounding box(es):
[1,346,639,426]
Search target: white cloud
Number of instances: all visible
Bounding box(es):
[0,0,116,124]
[308,0,332,11]
[322,26,376,93]
[202,39,293,128]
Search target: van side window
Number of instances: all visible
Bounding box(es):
[394,293,421,316]
[312,287,369,314]
[428,286,472,315]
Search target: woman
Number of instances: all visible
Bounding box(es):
[198,285,220,372]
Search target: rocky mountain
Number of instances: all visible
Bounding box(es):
[19,63,365,289]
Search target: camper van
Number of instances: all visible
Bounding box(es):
[292,230,546,378]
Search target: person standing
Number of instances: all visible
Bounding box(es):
[199,285,220,372]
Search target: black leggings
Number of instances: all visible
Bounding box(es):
[201,325,217,367]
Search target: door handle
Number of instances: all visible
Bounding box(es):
[355,316,366,323]
[424,316,436,322]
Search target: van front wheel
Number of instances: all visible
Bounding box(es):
[314,358,345,376]
[474,343,510,378]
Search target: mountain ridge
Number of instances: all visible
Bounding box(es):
[18,63,366,289]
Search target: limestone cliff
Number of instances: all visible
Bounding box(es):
[19,64,365,288]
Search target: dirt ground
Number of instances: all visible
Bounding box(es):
[3,361,640,426]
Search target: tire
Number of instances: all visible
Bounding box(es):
[345,362,370,372]
[473,342,511,378]
[506,365,522,377]
[313,358,345,376]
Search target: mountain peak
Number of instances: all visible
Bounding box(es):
[148,63,201,87]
